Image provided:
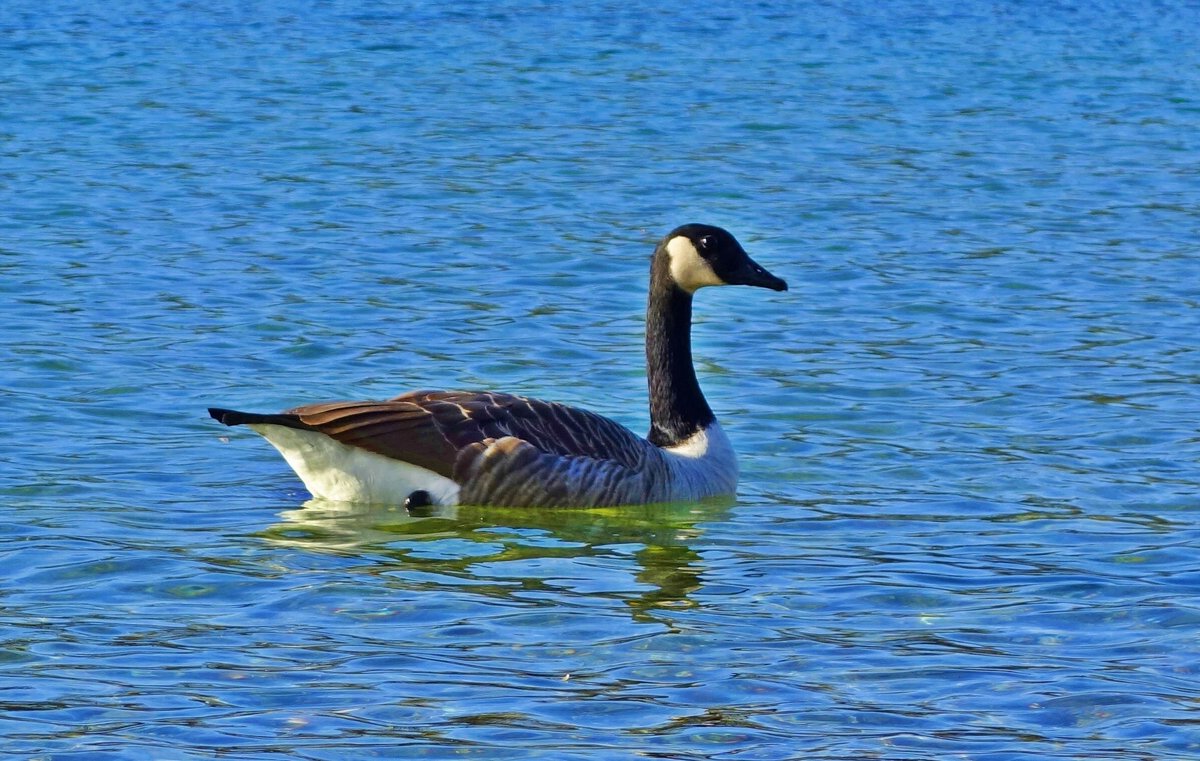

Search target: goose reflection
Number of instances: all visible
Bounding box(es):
[259,498,732,623]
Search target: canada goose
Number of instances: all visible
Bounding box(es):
[209,223,787,508]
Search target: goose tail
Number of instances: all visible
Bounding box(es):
[207,406,461,505]
[208,407,308,429]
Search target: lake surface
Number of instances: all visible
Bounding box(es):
[3,1,1200,758]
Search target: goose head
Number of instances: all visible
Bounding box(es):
[661,223,788,294]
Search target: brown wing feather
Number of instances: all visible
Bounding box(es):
[393,390,652,471]
[285,399,460,477]
[285,390,653,482]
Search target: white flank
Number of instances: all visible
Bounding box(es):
[249,424,460,505]
[661,421,739,500]
[666,235,725,292]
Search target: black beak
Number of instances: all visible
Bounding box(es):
[727,255,788,292]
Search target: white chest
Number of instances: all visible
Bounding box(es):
[660,422,739,500]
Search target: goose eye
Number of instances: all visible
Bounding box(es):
[698,235,716,251]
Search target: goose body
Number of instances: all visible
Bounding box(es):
[209,224,786,508]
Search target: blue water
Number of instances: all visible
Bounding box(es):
[3,2,1200,758]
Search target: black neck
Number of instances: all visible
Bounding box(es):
[646,250,714,447]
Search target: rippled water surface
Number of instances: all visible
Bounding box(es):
[4,2,1200,759]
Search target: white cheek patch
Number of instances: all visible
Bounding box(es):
[666,236,725,292]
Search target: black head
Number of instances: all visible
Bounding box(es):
[660,223,788,294]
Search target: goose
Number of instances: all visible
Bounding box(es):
[208,223,787,508]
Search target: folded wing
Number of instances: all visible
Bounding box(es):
[281,390,654,482]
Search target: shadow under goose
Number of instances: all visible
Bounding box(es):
[259,496,733,623]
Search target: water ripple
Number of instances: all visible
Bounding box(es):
[4,0,1200,759]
